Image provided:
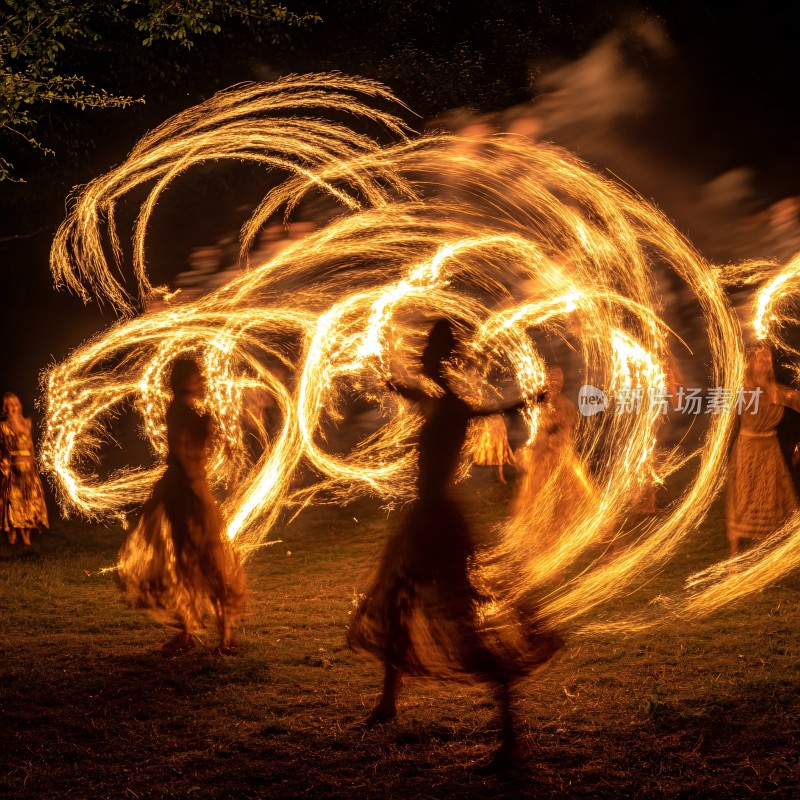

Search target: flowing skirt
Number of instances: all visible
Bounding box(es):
[348,496,563,682]
[470,415,515,467]
[118,465,247,632]
[1,460,49,532]
[513,442,594,551]
[726,432,798,542]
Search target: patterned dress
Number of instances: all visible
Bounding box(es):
[0,419,49,532]
[118,402,247,633]
[726,398,798,543]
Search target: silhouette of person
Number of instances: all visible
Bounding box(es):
[727,344,800,556]
[118,358,247,654]
[0,392,49,545]
[348,319,563,763]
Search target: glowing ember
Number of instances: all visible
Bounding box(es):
[41,74,800,633]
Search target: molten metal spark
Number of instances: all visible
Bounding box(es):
[752,253,800,359]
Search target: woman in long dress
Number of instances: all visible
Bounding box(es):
[118,358,247,654]
[348,320,563,761]
[513,366,593,552]
[0,393,49,545]
[727,344,800,556]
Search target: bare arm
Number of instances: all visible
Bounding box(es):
[778,384,800,414]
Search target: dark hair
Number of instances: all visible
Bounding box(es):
[422,319,456,382]
[169,358,202,395]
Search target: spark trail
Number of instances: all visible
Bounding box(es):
[41,74,800,633]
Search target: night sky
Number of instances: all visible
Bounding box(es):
[2,3,799,414]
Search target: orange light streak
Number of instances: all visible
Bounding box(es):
[41,75,800,634]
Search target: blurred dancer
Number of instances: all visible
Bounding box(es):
[513,365,592,550]
[0,393,49,545]
[348,320,563,763]
[776,409,800,497]
[727,344,800,556]
[118,358,247,654]
[631,353,684,515]
[470,413,515,483]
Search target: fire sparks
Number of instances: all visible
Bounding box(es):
[40,74,800,633]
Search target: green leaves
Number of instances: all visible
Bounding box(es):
[0,1,320,180]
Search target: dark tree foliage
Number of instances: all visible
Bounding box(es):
[0,0,320,181]
[289,0,625,116]
[3,1,799,234]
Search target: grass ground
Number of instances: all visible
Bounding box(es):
[1,470,798,799]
